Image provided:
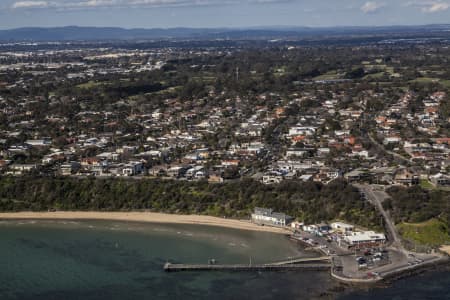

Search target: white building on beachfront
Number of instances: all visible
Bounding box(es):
[251,207,292,227]
[331,222,354,233]
[343,231,386,248]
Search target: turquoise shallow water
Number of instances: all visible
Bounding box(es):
[1,220,449,300]
[0,220,341,300]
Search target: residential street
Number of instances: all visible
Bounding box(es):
[368,133,413,164]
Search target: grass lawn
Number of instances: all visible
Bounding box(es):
[398,219,450,246]
[313,70,342,81]
[369,82,394,86]
[420,179,435,190]
[363,72,386,79]
[440,80,450,88]
[420,179,450,192]
[409,77,440,84]
[143,85,182,96]
[76,81,104,89]
[408,76,450,88]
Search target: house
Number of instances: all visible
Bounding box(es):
[25,138,52,147]
[221,160,240,167]
[299,174,313,182]
[303,224,318,233]
[81,157,101,166]
[317,148,330,157]
[184,153,200,162]
[352,150,369,159]
[262,174,283,184]
[331,222,354,233]
[8,164,37,175]
[430,173,450,187]
[92,164,109,176]
[149,167,167,177]
[167,166,187,178]
[291,221,304,230]
[194,169,207,180]
[314,168,340,184]
[302,223,330,236]
[383,136,402,145]
[208,174,224,183]
[97,152,120,161]
[122,161,144,176]
[394,168,419,186]
[246,142,266,155]
[186,166,204,179]
[288,126,316,136]
[60,162,81,176]
[316,223,331,235]
[0,160,11,169]
[344,169,369,182]
[284,171,296,180]
[286,148,310,158]
[251,207,292,227]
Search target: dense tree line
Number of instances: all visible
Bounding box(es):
[384,186,450,233]
[0,176,381,229]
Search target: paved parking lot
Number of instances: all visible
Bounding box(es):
[291,231,422,280]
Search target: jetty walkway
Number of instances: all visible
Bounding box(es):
[164,262,330,272]
[269,256,330,265]
[164,255,332,272]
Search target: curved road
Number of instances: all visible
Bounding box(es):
[354,184,405,251]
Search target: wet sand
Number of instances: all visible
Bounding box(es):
[0,211,291,234]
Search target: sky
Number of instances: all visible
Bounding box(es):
[0,0,450,29]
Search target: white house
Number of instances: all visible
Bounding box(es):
[331,222,354,233]
[251,207,292,227]
[25,138,52,147]
[288,126,316,136]
[122,161,144,176]
[186,166,204,178]
[262,174,283,185]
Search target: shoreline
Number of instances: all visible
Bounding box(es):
[440,246,450,256]
[380,258,450,285]
[1,211,449,294]
[0,211,292,235]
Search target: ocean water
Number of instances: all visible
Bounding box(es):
[339,268,450,300]
[0,220,342,300]
[1,220,449,300]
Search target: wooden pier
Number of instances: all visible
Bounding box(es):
[164,262,331,272]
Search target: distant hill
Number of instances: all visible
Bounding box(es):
[1,25,450,41]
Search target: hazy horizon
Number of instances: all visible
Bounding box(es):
[0,0,450,30]
[2,23,450,30]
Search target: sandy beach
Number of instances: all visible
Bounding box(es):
[440,245,450,256]
[0,211,291,234]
